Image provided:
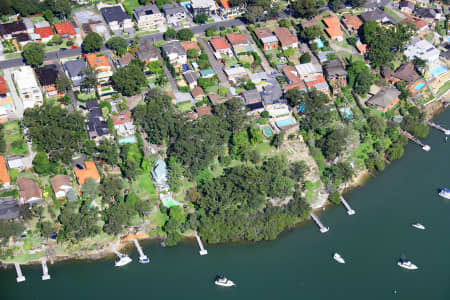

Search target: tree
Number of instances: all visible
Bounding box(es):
[328,191,341,204]
[272,132,284,149]
[60,95,72,105]
[168,156,184,191]
[319,127,351,159]
[81,68,98,91]
[187,48,199,59]
[245,6,265,23]
[12,0,39,16]
[329,0,345,11]
[33,152,52,175]
[300,53,312,63]
[39,220,55,239]
[231,130,250,159]
[46,0,72,18]
[289,161,308,183]
[56,75,72,93]
[193,13,208,24]
[205,26,217,37]
[367,115,386,138]
[82,178,100,202]
[164,27,177,40]
[291,0,318,19]
[300,26,321,41]
[279,19,290,28]
[106,36,128,56]
[387,143,404,161]
[396,81,412,101]
[101,176,123,203]
[155,74,168,87]
[0,220,25,242]
[412,57,426,74]
[82,32,103,53]
[177,28,194,41]
[43,10,54,23]
[148,60,163,74]
[111,63,147,96]
[348,60,373,96]
[23,43,45,67]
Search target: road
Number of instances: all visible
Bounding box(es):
[0,19,245,70]
[197,38,230,89]
[3,68,24,119]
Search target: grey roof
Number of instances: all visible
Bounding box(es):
[134,5,161,18]
[64,59,86,87]
[440,50,450,60]
[242,89,261,104]
[399,0,414,10]
[368,87,401,108]
[261,78,282,104]
[174,91,194,103]
[34,21,51,28]
[295,63,322,76]
[183,70,198,85]
[318,51,333,63]
[362,0,391,9]
[324,59,347,76]
[0,20,26,36]
[415,7,437,18]
[100,6,130,24]
[22,18,33,31]
[74,10,102,24]
[161,41,186,56]
[360,8,399,24]
[0,197,20,220]
[137,41,160,61]
[87,101,110,138]
[162,4,186,16]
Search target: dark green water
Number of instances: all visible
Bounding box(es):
[2,110,450,300]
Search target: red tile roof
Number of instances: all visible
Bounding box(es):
[196,105,212,116]
[218,0,230,9]
[34,26,54,39]
[74,161,100,185]
[191,86,205,98]
[0,155,10,186]
[325,26,344,38]
[283,65,301,84]
[111,111,133,126]
[54,22,76,36]
[284,82,306,92]
[323,16,340,28]
[226,33,248,46]
[209,36,230,51]
[342,15,363,31]
[0,77,8,95]
[273,27,298,47]
[402,18,428,30]
[254,28,273,39]
[180,41,201,52]
[357,43,368,54]
[305,75,327,88]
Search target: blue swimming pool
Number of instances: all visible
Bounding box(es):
[263,126,273,137]
[276,118,295,127]
[430,65,447,77]
[414,82,425,91]
[339,107,353,119]
[315,39,324,48]
[298,104,306,112]
[119,136,137,144]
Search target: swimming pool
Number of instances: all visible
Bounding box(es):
[315,39,324,48]
[414,82,426,91]
[298,104,306,112]
[339,107,353,119]
[276,118,295,127]
[162,198,179,208]
[430,65,448,77]
[119,136,137,144]
[263,126,273,137]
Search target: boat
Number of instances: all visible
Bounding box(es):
[397,259,418,270]
[139,256,150,264]
[411,222,425,230]
[114,255,132,267]
[439,188,450,199]
[214,275,236,287]
[333,253,345,264]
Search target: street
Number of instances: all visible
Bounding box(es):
[3,68,24,119]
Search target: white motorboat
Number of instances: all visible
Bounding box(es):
[439,188,450,199]
[333,253,345,264]
[411,222,425,230]
[214,275,236,287]
[114,255,132,267]
[397,259,418,270]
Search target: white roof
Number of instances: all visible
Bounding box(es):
[404,38,440,61]
[261,36,278,44]
[191,0,216,9]
[295,63,322,76]
[7,157,23,169]
[13,66,40,91]
[34,21,51,28]
[224,66,247,76]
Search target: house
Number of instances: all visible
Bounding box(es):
[360,8,399,25]
[224,66,248,83]
[118,52,134,67]
[323,17,344,41]
[183,70,198,89]
[273,27,298,50]
[324,59,347,95]
[382,62,419,85]
[13,32,32,46]
[151,159,168,186]
[35,64,59,98]
[248,72,282,105]
[134,5,166,32]
[74,161,101,186]
[180,41,201,53]
[6,156,24,170]
[162,4,188,27]
[404,38,440,65]
[246,101,264,114]
[190,0,217,16]
[254,28,278,50]
[304,75,329,94]
[226,33,249,54]
[161,41,187,65]
[356,42,368,55]
[0,156,10,189]
[414,7,439,23]
[317,50,334,64]
[136,41,160,63]
[209,36,233,58]
[174,91,194,104]
[191,86,205,101]
[86,100,111,143]
[399,1,415,14]
[0,77,14,123]
[50,175,73,199]
[217,0,243,18]
[367,87,401,112]
[86,53,113,81]
[64,58,86,90]
[283,65,302,84]
[17,178,42,206]
[342,14,363,34]
[0,20,27,40]
[361,0,391,10]
[12,66,43,109]
[295,63,323,80]
[34,26,54,43]
[100,5,133,32]
[402,19,428,36]
[111,111,136,137]
[54,22,77,39]
[242,89,261,104]
[196,105,213,116]
[34,21,51,29]
[0,196,20,220]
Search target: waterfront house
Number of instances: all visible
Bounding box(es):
[54,22,77,39]
[12,66,43,109]
[64,58,86,90]
[162,4,187,27]
[136,41,160,63]
[17,177,42,206]
[0,155,10,189]
[273,27,298,50]
[367,87,401,112]
[404,38,440,65]
[134,5,166,32]
[254,28,278,51]
[191,0,217,16]
[0,196,20,220]
[323,59,347,96]
[34,26,54,43]
[100,5,133,32]
[161,41,187,65]
[111,111,136,138]
[382,62,419,86]
[86,53,113,82]
[74,161,101,186]
[35,64,60,98]
[151,159,168,186]
[323,17,344,42]
[210,36,233,58]
[342,14,363,34]
[50,175,74,199]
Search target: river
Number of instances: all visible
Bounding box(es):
[2,109,450,300]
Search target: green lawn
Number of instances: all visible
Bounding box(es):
[77,91,97,102]
[382,7,402,21]
[177,101,194,113]
[437,81,450,98]
[123,0,142,15]
[4,53,21,59]
[1,121,28,156]
[132,174,156,200]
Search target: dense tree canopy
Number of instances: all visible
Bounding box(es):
[23,43,45,68]
[111,60,147,96]
[82,32,103,53]
[106,37,128,56]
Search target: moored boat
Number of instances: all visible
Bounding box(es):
[115,255,132,267]
[333,253,345,264]
[411,222,425,230]
[439,188,450,199]
[397,259,418,270]
[214,275,236,287]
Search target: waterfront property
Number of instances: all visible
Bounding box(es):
[151,159,169,188]
[367,87,401,112]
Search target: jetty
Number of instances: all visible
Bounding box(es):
[340,196,355,215]
[310,213,329,233]
[14,263,25,283]
[425,121,450,135]
[401,130,431,151]
[194,232,208,256]
[133,239,149,263]
[41,258,50,280]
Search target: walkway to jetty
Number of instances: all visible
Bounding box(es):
[340,196,355,215]
[41,258,50,280]
[195,232,208,255]
[15,263,25,283]
[400,130,431,151]
[425,121,450,135]
[133,239,149,263]
[310,213,329,233]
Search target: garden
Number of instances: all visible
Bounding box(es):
[1,121,28,156]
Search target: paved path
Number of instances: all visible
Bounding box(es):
[197,38,230,88]
[3,68,24,119]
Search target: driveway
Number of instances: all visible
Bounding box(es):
[241,27,274,74]
[53,60,77,112]
[197,38,230,89]
[3,68,24,119]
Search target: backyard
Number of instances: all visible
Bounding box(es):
[131,174,157,201]
[1,121,28,156]
[122,0,142,15]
